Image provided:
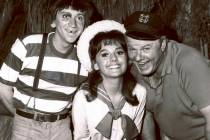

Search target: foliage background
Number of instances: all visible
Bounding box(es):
[0,0,209,64]
[0,0,209,139]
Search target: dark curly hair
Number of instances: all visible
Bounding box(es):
[84,30,139,106]
[50,0,102,27]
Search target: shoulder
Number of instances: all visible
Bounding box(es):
[74,89,88,102]
[171,41,207,69]
[132,83,146,102]
[20,33,50,46]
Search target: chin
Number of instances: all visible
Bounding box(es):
[66,38,77,44]
[110,73,124,77]
[137,67,153,76]
[139,72,151,76]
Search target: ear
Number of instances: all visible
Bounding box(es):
[51,21,56,28]
[93,63,99,70]
[160,36,167,52]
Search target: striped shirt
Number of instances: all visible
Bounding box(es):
[0,32,88,113]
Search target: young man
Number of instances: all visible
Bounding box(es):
[0,0,102,139]
[124,11,210,140]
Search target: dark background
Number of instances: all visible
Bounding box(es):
[0,0,210,64]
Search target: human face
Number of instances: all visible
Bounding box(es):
[53,6,85,45]
[126,36,165,76]
[94,40,127,79]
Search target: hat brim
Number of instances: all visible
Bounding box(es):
[77,20,126,72]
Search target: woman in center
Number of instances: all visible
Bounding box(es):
[72,20,146,140]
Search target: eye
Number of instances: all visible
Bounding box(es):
[100,52,109,57]
[62,13,71,20]
[116,50,125,55]
[76,15,84,22]
[143,46,151,52]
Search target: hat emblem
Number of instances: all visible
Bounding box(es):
[138,14,150,23]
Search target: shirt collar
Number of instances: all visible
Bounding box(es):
[49,32,76,58]
[160,40,173,77]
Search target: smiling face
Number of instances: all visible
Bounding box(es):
[126,36,166,76]
[53,6,85,45]
[94,39,128,79]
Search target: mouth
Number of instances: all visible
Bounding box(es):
[108,65,120,69]
[135,61,150,70]
[65,28,77,34]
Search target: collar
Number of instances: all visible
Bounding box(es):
[160,40,173,77]
[49,32,76,58]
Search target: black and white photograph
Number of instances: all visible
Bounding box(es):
[0,0,209,140]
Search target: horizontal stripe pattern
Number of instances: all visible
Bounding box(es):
[0,77,15,86]
[4,52,23,72]
[20,68,87,87]
[23,57,83,74]
[13,88,71,113]
[0,63,19,82]
[11,38,27,61]
[18,75,77,95]
[0,33,88,112]
[22,34,44,45]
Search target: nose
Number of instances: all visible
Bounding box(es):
[135,50,144,61]
[110,53,117,62]
[68,18,76,28]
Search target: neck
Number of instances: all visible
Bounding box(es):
[53,34,74,54]
[101,77,123,96]
[148,49,166,88]
[154,48,166,79]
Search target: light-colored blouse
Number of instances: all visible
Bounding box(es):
[72,83,146,140]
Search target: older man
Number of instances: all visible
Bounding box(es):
[124,11,210,140]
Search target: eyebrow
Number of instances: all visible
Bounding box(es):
[100,46,124,53]
[58,10,84,15]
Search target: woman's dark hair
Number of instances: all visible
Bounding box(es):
[50,0,102,27]
[85,30,139,106]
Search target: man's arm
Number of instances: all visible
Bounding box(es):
[200,105,210,140]
[0,82,15,115]
[141,111,156,140]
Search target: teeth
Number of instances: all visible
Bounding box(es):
[65,28,76,34]
[109,65,120,68]
[139,61,148,65]
[68,31,74,33]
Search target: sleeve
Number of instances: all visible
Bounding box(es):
[132,83,146,132]
[0,38,27,86]
[72,90,90,140]
[177,49,210,109]
[141,111,156,140]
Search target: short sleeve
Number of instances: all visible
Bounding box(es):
[177,49,210,109]
[72,90,90,140]
[0,38,26,85]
